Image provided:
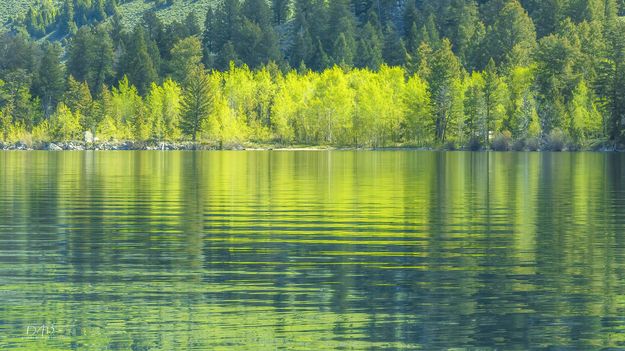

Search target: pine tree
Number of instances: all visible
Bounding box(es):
[326,0,357,66]
[483,58,503,142]
[34,42,65,116]
[169,36,203,83]
[426,39,462,142]
[596,19,625,141]
[382,24,407,66]
[181,65,212,141]
[63,76,93,130]
[67,27,94,86]
[237,0,282,68]
[356,19,383,69]
[483,0,536,68]
[122,27,159,95]
[272,0,290,24]
[90,27,115,94]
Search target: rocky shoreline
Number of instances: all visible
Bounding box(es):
[0,141,621,152]
[0,141,248,151]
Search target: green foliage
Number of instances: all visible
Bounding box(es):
[482,0,536,68]
[181,65,212,141]
[51,103,82,141]
[120,26,159,95]
[146,79,183,141]
[168,36,203,82]
[3,0,625,149]
[33,41,65,115]
[68,26,115,94]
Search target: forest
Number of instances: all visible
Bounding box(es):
[1,0,625,150]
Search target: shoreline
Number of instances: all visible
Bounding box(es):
[0,141,623,152]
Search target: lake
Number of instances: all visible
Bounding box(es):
[1,151,625,350]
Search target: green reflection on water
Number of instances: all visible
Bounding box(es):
[1,151,625,350]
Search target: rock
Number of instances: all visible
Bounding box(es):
[84,131,94,143]
[48,143,62,151]
[68,142,85,150]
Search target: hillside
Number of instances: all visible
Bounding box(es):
[0,0,36,24]
[115,0,213,28]
[0,0,214,37]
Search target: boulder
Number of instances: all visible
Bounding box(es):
[84,131,94,143]
[48,143,63,151]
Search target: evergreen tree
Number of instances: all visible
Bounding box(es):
[237,0,282,68]
[67,27,94,86]
[181,65,212,141]
[382,24,407,66]
[168,36,203,83]
[326,0,357,66]
[121,27,159,95]
[356,18,384,69]
[596,20,625,142]
[34,42,65,116]
[272,0,291,24]
[425,39,462,142]
[63,76,93,129]
[483,58,504,141]
[90,27,115,94]
[483,0,536,68]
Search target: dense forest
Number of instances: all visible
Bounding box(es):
[1,0,625,150]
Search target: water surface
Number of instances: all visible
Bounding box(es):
[1,151,625,350]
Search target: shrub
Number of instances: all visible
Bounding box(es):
[491,130,512,151]
[31,120,52,143]
[512,139,526,151]
[526,137,540,151]
[544,128,567,151]
[443,140,457,151]
[466,137,482,151]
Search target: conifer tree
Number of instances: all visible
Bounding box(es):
[181,65,212,141]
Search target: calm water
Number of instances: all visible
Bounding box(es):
[1,151,625,350]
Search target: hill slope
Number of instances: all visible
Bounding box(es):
[115,0,214,28]
[0,0,214,35]
[0,0,37,25]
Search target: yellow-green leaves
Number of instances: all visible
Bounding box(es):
[51,103,82,141]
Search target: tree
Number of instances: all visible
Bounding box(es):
[51,103,82,141]
[168,36,203,83]
[382,24,407,66]
[181,65,213,141]
[523,0,567,37]
[146,79,183,141]
[205,0,243,70]
[289,0,328,69]
[272,0,290,24]
[464,71,487,144]
[356,18,383,69]
[34,42,65,116]
[483,0,536,68]
[569,79,602,144]
[483,59,508,142]
[596,20,625,142]
[425,39,462,142]
[326,0,357,66]
[505,65,539,139]
[121,27,159,95]
[68,26,115,94]
[534,34,579,135]
[67,27,94,87]
[63,76,93,131]
[90,27,115,93]
[404,73,432,144]
[236,0,282,68]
